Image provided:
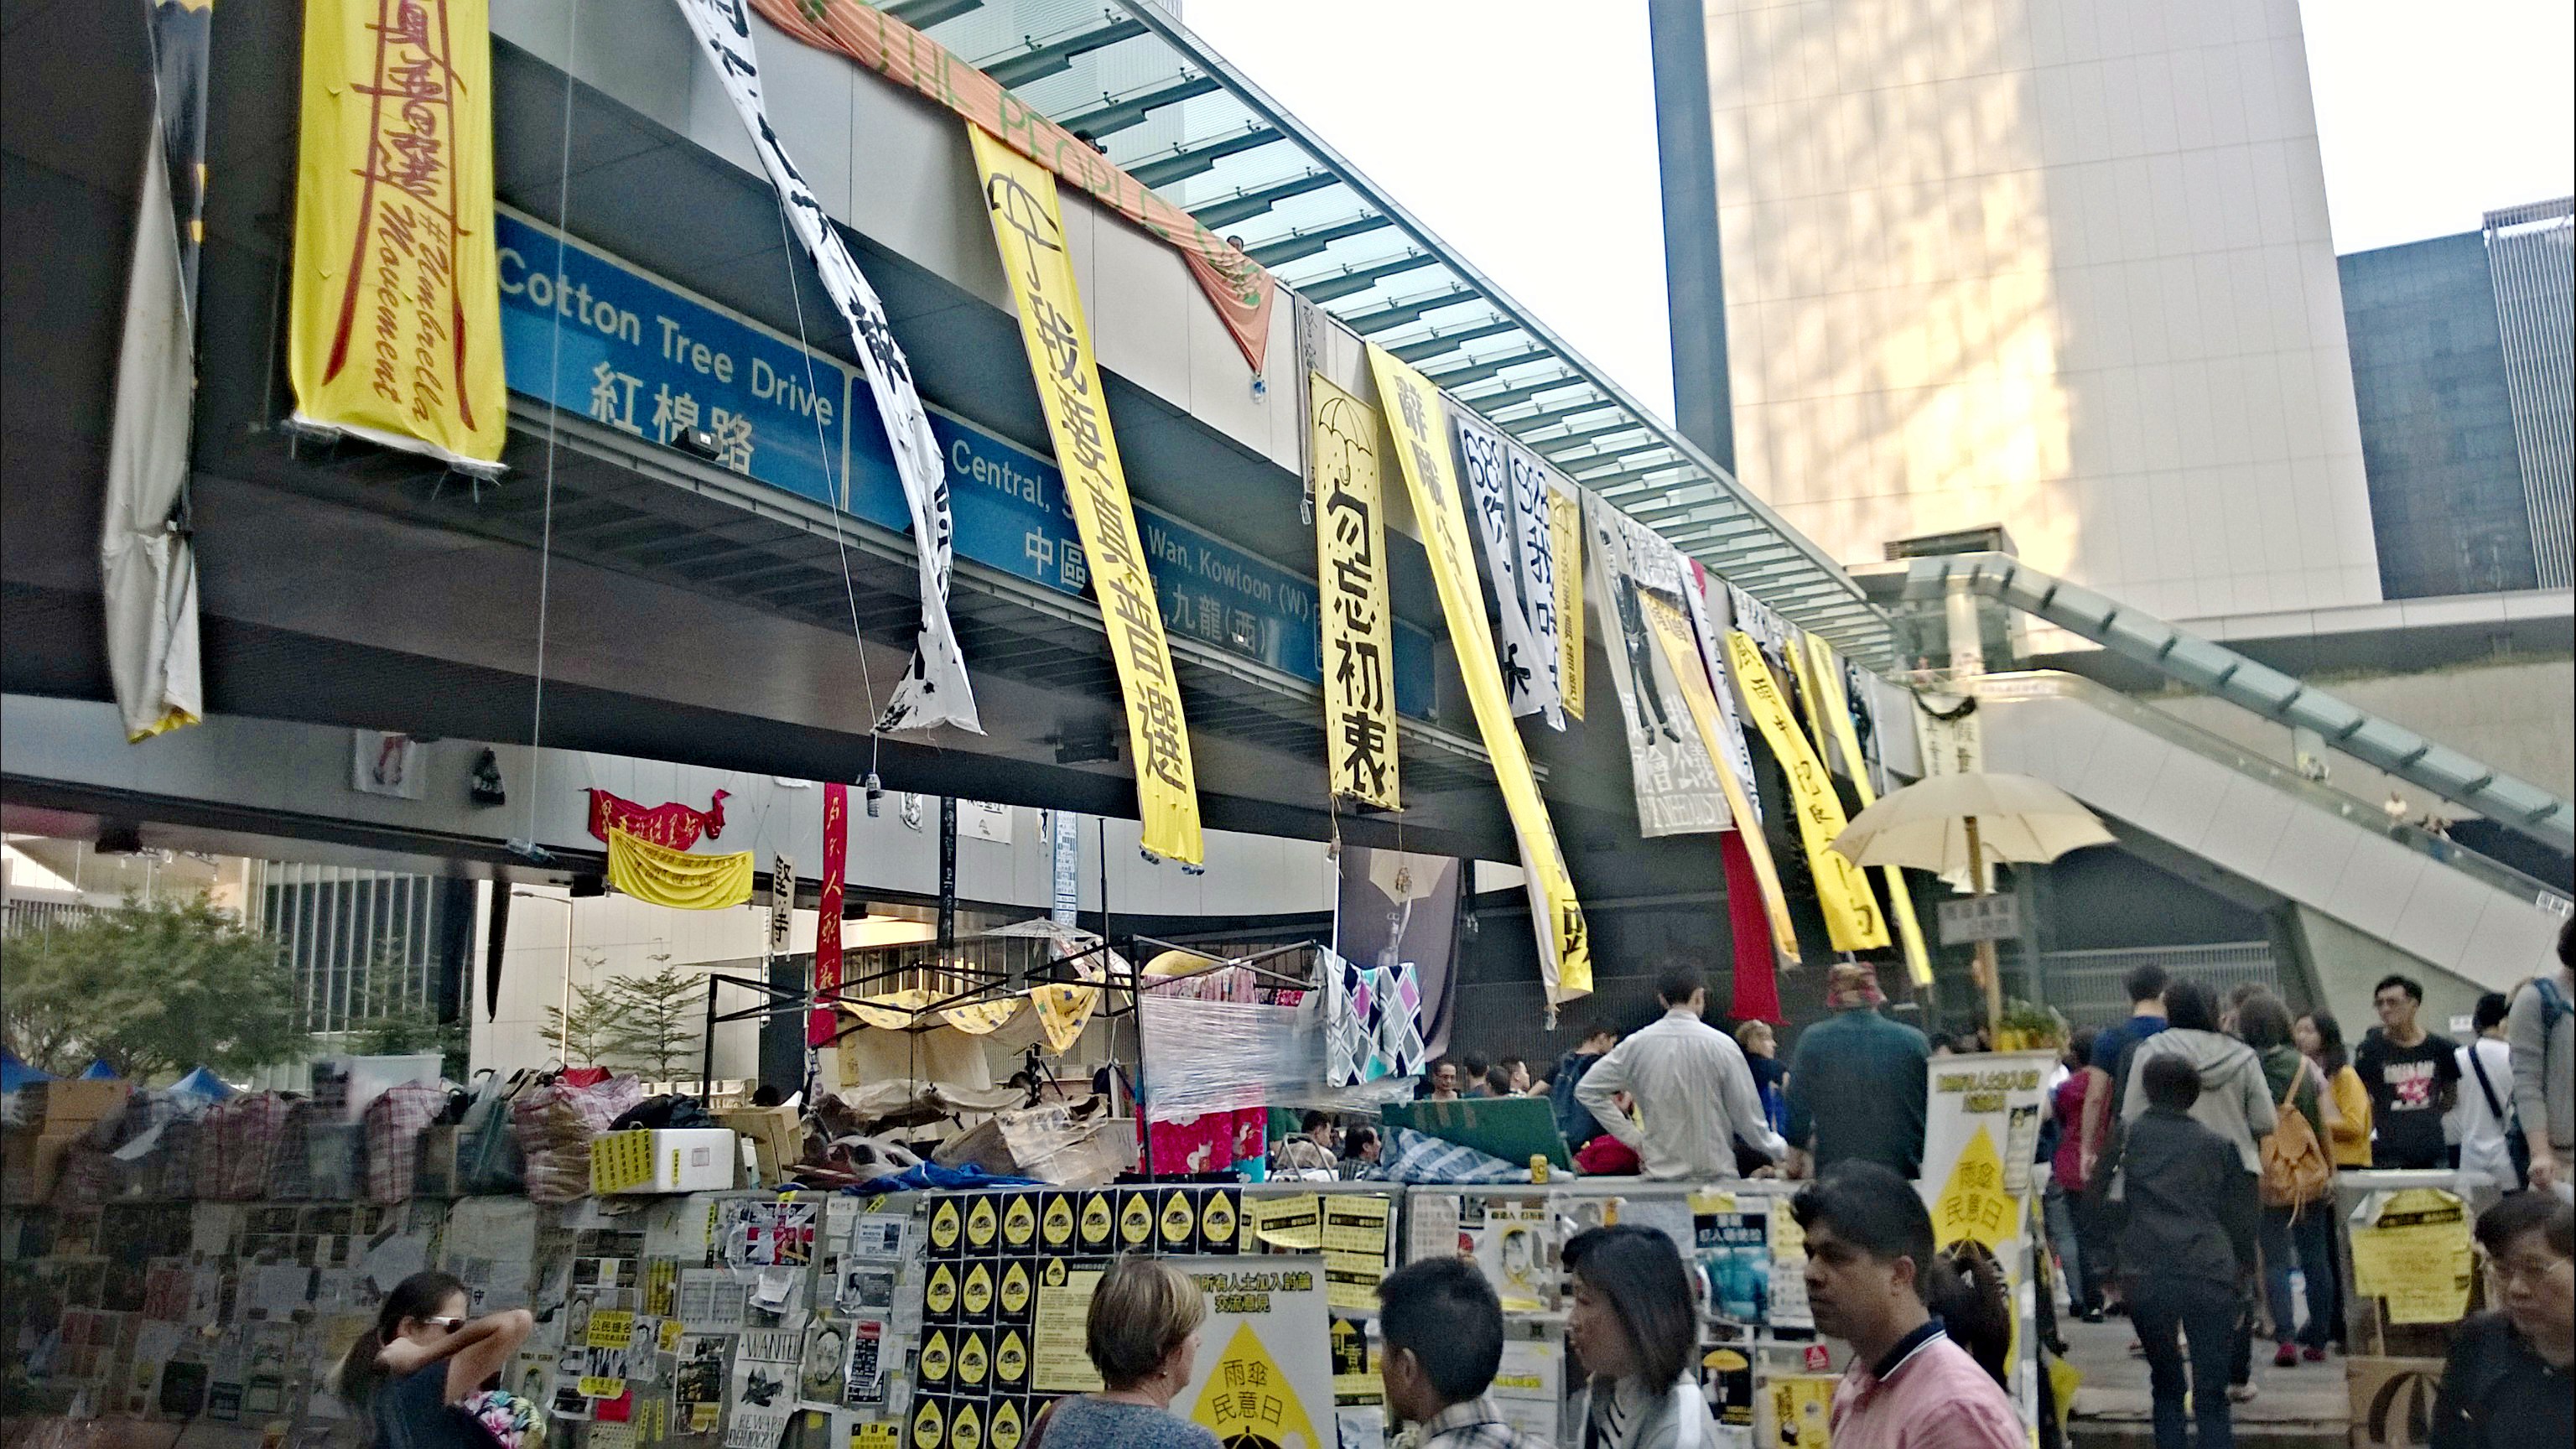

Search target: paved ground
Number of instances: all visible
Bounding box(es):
[2062,1311,2349,1447]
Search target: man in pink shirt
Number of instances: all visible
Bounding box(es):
[1790,1164,2026,1449]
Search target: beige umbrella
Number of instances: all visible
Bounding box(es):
[1831,771,2115,875]
[1830,771,2113,1040]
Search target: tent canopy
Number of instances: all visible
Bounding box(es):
[1,1051,55,1092]
[78,1061,123,1081]
[170,1066,235,1100]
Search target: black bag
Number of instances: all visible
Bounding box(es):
[610,1094,719,1132]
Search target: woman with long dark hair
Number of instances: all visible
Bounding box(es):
[2298,1009,2370,1356]
[1564,1224,1721,1449]
[336,1270,534,1448]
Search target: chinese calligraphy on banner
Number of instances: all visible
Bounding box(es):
[1804,635,1933,984]
[286,0,506,471]
[584,789,730,850]
[1637,590,1801,963]
[1505,442,1568,724]
[749,0,1275,373]
[1310,373,1399,811]
[1726,631,1890,952]
[1446,409,1555,724]
[1549,482,1585,720]
[1367,345,1589,1008]
[812,783,848,1045]
[670,0,980,735]
[1586,493,1732,837]
[971,127,1202,864]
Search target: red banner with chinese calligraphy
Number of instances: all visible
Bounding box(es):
[747,0,1275,375]
[585,789,730,850]
[810,782,849,1045]
[286,0,506,471]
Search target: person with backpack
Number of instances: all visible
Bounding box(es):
[2449,994,2526,1190]
[2508,917,2574,1196]
[2237,995,2342,1367]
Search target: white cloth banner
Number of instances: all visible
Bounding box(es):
[1504,440,1567,729]
[102,122,203,741]
[673,0,979,734]
[1446,406,1555,722]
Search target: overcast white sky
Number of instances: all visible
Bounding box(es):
[1182,0,2576,423]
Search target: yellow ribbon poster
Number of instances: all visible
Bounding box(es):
[1727,631,1890,952]
[605,830,753,910]
[1367,345,1590,1005]
[287,0,506,471]
[1311,373,1400,810]
[1549,482,1585,721]
[969,127,1202,862]
[1802,635,1932,984]
[1638,591,1800,963]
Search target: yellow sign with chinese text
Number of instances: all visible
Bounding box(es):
[604,830,752,911]
[1638,592,1800,963]
[287,0,506,470]
[969,128,1201,862]
[1802,635,1932,984]
[1727,631,1889,952]
[1550,482,1586,720]
[1932,1125,2017,1249]
[1311,373,1399,809]
[1368,345,1590,1005]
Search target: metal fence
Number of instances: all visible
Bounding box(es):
[2039,942,2279,1027]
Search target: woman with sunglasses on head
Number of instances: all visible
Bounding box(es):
[336,1270,536,1448]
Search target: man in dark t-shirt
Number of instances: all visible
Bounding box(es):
[2353,973,2460,1169]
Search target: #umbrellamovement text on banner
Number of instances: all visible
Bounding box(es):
[287,0,506,472]
[1310,373,1399,811]
[970,127,1202,864]
[1367,345,1590,1009]
[1726,631,1890,953]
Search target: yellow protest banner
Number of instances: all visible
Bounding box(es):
[969,128,1202,862]
[1311,373,1399,809]
[1549,482,1585,720]
[1367,345,1590,1005]
[287,0,506,470]
[1727,631,1890,952]
[605,830,753,911]
[1803,634,1932,984]
[1638,591,1800,963]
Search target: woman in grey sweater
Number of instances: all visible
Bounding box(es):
[2120,980,2277,1176]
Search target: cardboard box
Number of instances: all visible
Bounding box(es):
[719,1107,803,1187]
[38,1079,132,1130]
[3,1133,76,1205]
[934,1104,1133,1187]
[415,1124,463,1197]
[590,1128,738,1195]
[2346,1357,2447,1449]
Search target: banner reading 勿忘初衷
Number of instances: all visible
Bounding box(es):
[1368,345,1589,1009]
[1310,373,1399,811]
[287,0,506,472]
[970,127,1202,864]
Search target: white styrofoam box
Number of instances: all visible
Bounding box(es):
[592,1128,739,1196]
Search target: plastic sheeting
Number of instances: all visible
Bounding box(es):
[1136,992,1328,1123]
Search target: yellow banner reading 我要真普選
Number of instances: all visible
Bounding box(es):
[1727,631,1890,952]
[605,829,753,911]
[1311,372,1399,811]
[1802,633,1933,984]
[286,0,506,470]
[1366,344,1589,1005]
[1637,589,1800,963]
[1549,481,1585,721]
[969,127,1202,863]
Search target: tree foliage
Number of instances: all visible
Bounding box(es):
[537,954,704,1083]
[341,949,470,1081]
[2,892,302,1080]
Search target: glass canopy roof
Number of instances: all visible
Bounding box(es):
[886,0,1896,665]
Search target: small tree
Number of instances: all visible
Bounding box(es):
[1,892,300,1080]
[542,969,630,1067]
[600,957,704,1084]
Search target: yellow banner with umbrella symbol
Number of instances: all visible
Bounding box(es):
[605,829,752,910]
[1725,632,1889,952]
[1367,344,1589,1005]
[1310,372,1400,810]
[969,127,1202,863]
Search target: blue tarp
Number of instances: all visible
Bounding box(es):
[0,1051,54,1091]
[170,1067,235,1101]
[77,1061,122,1081]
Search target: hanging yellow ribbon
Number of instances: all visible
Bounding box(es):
[605,828,753,910]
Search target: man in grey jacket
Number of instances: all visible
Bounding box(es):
[2510,917,2575,1193]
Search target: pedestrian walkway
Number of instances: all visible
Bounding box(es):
[2061,1314,2347,1448]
